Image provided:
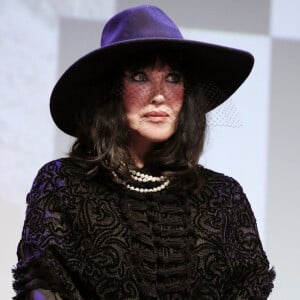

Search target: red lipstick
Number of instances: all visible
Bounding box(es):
[144,111,169,117]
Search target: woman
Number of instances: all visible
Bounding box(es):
[13,5,275,300]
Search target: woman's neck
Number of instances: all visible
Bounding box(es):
[129,136,154,169]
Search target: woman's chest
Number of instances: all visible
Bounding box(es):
[66,191,231,299]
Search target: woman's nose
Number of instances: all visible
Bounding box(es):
[151,93,166,104]
[150,77,166,104]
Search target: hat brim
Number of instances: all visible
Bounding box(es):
[50,39,254,136]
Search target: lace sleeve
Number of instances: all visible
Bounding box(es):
[12,160,83,300]
[224,180,275,299]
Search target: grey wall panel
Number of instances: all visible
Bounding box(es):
[266,39,300,299]
[57,18,105,77]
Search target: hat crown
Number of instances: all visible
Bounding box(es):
[101,5,183,47]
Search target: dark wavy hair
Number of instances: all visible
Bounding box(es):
[70,48,207,189]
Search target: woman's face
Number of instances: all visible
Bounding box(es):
[122,60,184,146]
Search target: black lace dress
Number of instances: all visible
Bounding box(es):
[13,158,275,299]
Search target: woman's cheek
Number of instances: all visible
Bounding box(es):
[124,85,150,107]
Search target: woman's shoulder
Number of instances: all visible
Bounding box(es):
[197,165,245,196]
[27,158,88,204]
[36,157,85,178]
[200,166,238,182]
[190,166,251,215]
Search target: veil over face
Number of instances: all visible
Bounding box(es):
[123,59,184,148]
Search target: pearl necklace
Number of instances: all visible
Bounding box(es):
[113,170,170,193]
[130,170,166,182]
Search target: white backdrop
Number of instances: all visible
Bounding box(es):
[1,0,299,299]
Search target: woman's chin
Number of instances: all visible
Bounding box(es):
[129,127,176,145]
[141,133,173,143]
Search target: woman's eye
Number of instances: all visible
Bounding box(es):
[167,72,182,83]
[131,72,147,82]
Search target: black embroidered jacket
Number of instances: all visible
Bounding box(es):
[13,158,275,299]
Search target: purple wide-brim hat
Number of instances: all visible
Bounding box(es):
[50,5,254,137]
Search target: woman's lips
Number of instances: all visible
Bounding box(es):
[143,111,170,122]
[144,111,169,117]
